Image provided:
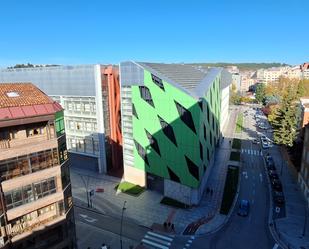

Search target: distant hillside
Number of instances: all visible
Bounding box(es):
[190,62,290,71]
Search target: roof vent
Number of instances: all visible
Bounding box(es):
[6,91,20,97]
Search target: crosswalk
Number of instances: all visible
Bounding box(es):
[241,149,263,156]
[141,231,174,249]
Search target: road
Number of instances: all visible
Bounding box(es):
[73,105,279,249]
[189,105,276,249]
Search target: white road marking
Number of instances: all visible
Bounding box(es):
[79,214,97,223]
[259,173,263,182]
[144,235,171,246]
[272,243,279,249]
[141,231,173,249]
[141,239,169,249]
[147,232,173,242]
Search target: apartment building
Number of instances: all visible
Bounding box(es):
[0,83,75,248]
[299,125,309,208]
[301,63,309,80]
[231,73,241,92]
[0,65,122,174]
[300,98,309,128]
[120,62,231,205]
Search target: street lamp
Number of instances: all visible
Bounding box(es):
[120,201,127,249]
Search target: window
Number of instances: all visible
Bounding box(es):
[84,104,91,112]
[204,125,206,141]
[207,105,210,124]
[5,177,57,210]
[151,74,164,90]
[134,140,149,165]
[200,142,203,161]
[198,100,203,111]
[185,156,199,181]
[145,130,161,156]
[207,148,210,161]
[175,101,196,134]
[209,131,213,146]
[139,86,154,107]
[158,116,177,147]
[59,143,68,164]
[132,104,138,119]
[167,166,180,183]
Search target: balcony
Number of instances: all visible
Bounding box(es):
[0,137,59,161]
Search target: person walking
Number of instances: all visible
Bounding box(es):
[101,243,107,249]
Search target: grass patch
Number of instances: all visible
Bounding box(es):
[232,139,241,150]
[235,113,243,133]
[160,197,188,209]
[220,166,239,215]
[229,151,240,161]
[115,181,145,196]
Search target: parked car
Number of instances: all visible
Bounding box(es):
[273,193,285,207]
[237,200,250,217]
[267,163,276,171]
[252,138,260,144]
[269,170,279,179]
[271,179,283,192]
[265,156,274,166]
[261,140,270,149]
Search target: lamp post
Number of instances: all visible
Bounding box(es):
[120,201,127,249]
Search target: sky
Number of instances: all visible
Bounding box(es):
[0,0,308,67]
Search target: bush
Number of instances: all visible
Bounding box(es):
[230,151,240,161]
[115,182,145,196]
[232,139,241,150]
[220,166,239,214]
[235,113,243,133]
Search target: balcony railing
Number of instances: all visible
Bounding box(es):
[7,212,64,238]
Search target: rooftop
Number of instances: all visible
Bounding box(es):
[0,83,62,121]
[139,62,209,91]
[0,83,53,108]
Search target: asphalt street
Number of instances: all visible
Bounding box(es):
[73,105,280,249]
[189,106,276,249]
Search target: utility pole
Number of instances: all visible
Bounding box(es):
[120,201,127,249]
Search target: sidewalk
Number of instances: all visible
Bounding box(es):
[270,146,309,249]
[70,108,240,236]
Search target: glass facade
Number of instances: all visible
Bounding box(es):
[4,177,57,210]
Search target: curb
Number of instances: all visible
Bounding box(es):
[262,151,289,249]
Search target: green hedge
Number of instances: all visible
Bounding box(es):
[235,113,243,133]
[220,166,239,214]
[232,139,241,150]
[115,182,145,196]
[230,151,240,161]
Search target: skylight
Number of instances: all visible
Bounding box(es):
[6,91,20,97]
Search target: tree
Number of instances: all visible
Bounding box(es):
[297,80,305,97]
[255,83,266,103]
[272,86,300,147]
[230,83,241,105]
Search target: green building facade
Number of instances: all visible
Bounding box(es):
[120,62,231,204]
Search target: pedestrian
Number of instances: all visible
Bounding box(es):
[171,223,175,231]
[101,243,107,249]
[163,222,167,229]
[206,187,210,194]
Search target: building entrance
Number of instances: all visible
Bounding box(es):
[146,173,164,194]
